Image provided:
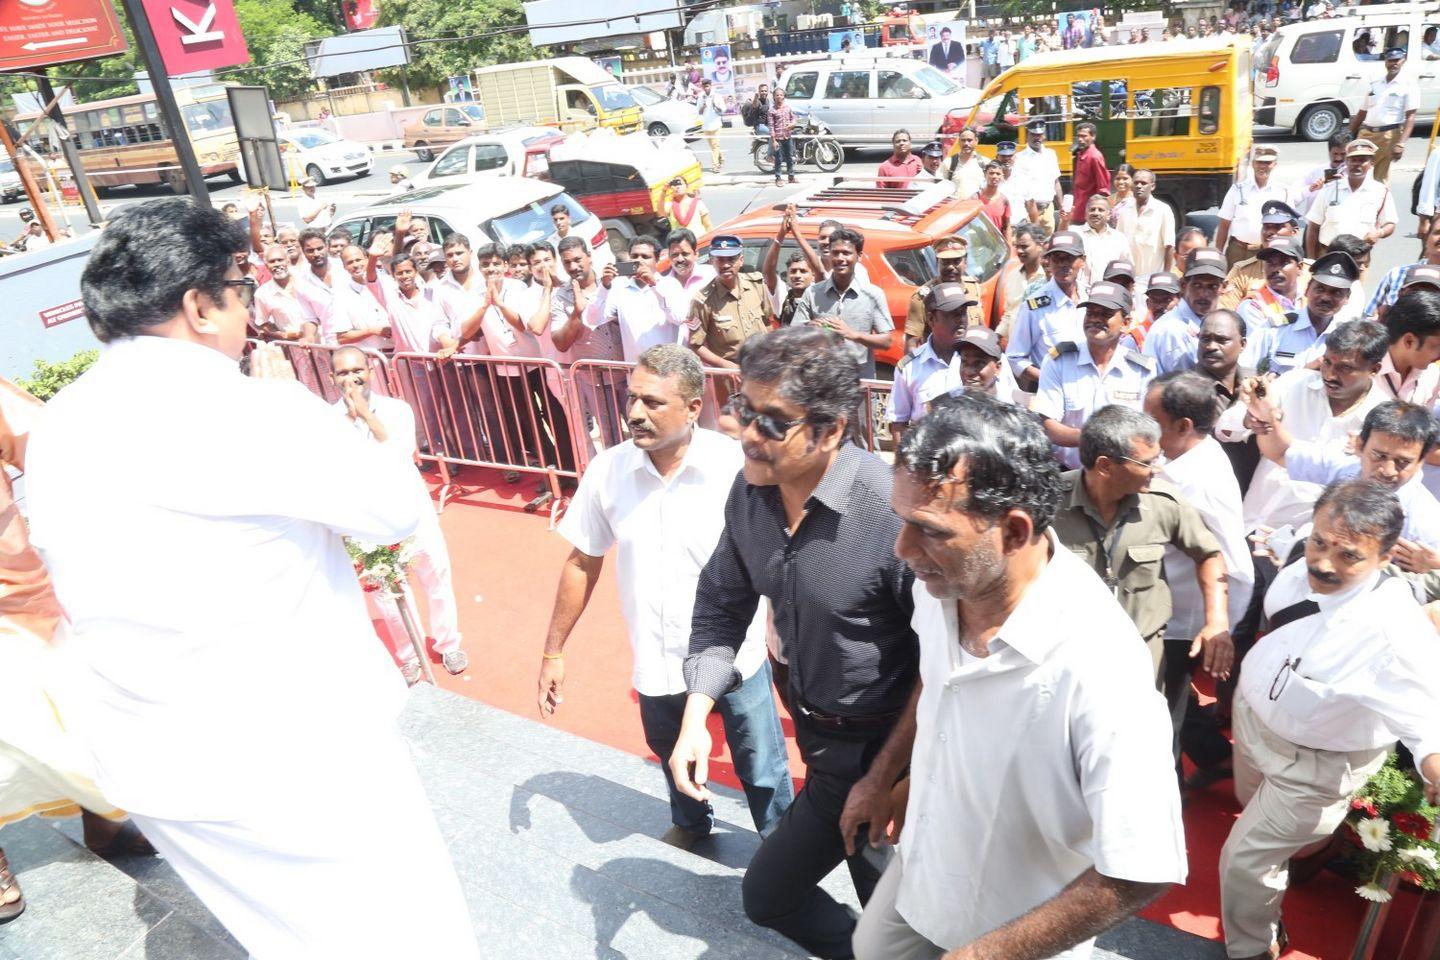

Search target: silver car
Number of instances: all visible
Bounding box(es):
[777,56,980,149]
[628,85,702,139]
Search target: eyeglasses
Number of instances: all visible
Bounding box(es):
[223,277,257,308]
[1269,656,1302,701]
[1116,452,1165,471]
[725,393,808,441]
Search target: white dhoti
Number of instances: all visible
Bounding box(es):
[130,730,479,960]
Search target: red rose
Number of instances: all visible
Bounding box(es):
[388,543,403,551]
[1399,870,1425,887]
[1393,812,1433,840]
[1352,798,1380,817]
[362,581,380,592]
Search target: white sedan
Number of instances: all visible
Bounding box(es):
[280,128,372,184]
[629,85,702,140]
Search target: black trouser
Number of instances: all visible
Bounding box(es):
[741,713,890,960]
[483,369,576,472]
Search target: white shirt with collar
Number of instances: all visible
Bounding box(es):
[604,274,687,362]
[325,275,393,351]
[1005,279,1084,376]
[1217,368,1388,532]
[295,258,345,329]
[24,336,422,821]
[890,341,958,424]
[1009,143,1062,205]
[897,531,1186,955]
[1306,175,1398,246]
[1284,441,1440,549]
[1074,224,1131,278]
[1361,74,1422,127]
[1262,305,1341,376]
[1143,299,1205,375]
[1219,178,1295,246]
[1241,561,1440,760]
[558,428,767,696]
[254,278,309,336]
[373,273,448,354]
[1160,436,1255,640]
[1033,341,1156,469]
[1115,200,1177,278]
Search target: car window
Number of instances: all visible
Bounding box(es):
[485,192,585,246]
[883,247,934,286]
[878,71,922,100]
[444,109,467,125]
[430,147,471,178]
[1131,88,1192,138]
[974,89,1019,144]
[335,218,370,247]
[1426,24,1440,60]
[474,144,507,172]
[460,104,485,123]
[825,71,871,100]
[289,131,335,149]
[785,71,819,99]
[594,83,637,111]
[958,215,1007,283]
[423,110,441,126]
[1290,29,1342,64]
[912,66,957,95]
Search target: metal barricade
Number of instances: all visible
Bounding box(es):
[565,362,747,467]
[265,341,398,404]
[390,352,578,514]
[858,378,895,455]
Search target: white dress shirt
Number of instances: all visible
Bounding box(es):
[1009,144,1062,205]
[296,259,345,329]
[374,274,448,353]
[1284,441,1440,549]
[254,279,308,336]
[1116,200,1177,278]
[1219,179,1294,246]
[25,336,421,821]
[1306,175,1398,246]
[558,428,766,696]
[325,276,393,351]
[604,275,687,362]
[1217,368,1388,532]
[1242,561,1440,763]
[1160,437,1255,640]
[897,531,1187,955]
[1360,75,1422,127]
[1075,224,1132,276]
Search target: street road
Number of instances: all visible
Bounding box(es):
[2,125,1432,284]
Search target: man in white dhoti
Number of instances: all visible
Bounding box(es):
[330,346,468,679]
[24,199,479,958]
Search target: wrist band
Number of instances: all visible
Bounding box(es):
[543,652,564,661]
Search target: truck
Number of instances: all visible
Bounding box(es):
[472,57,644,137]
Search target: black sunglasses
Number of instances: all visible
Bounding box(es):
[725,393,808,441]
[223,277,257,308]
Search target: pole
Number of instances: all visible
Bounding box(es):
[116,0,211,205]
[34,73,103,226]
[0,121,59,242]
[399,65,413,107]
[392,584,436,685]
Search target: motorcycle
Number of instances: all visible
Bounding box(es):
[752,111,844,175]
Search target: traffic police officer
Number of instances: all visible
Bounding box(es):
[1350,47,1421,183]
[1145,247,1228,375]
[1049,404,1228,755]
[904,235,982,351]
[1032,279,1157,469]
[687,234,776,369]
[1219,200,1308,311]
[1005,229,1088,389]
[1263,249,1360,375]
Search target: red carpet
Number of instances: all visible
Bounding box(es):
[420,465,1363,959]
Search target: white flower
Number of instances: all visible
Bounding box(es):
[1358,817,1394,853]
[1399,846,1440,872]
[1356,882,1393,903]
[352,540,378,553]
[369,563,393,582]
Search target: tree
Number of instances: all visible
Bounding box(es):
[378,0,536,90]
[229,0,329,102]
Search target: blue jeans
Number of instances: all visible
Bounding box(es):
[638,659,793,836]
[772,137,795,180]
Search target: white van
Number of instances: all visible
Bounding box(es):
[1254,2,1440,140]
[776,55,980,148]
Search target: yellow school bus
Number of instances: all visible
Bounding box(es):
[961,37,1253,218]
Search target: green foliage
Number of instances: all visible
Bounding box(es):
[17,350,99,402]
[1345,754,1440,898]
[230,0,330,102]
[377,0,536,90]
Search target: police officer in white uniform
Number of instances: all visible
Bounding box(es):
[1350,47,1421,183]
[1005,230,1088,390]
[1264,250,1360,376]
[1033,280,1158,468]
[1305,139,1398,258]
[1215,145,1294,267]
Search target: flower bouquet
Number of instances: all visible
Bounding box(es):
[345,538,417,594]
[1344,755,1440,904]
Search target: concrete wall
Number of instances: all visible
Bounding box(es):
[1,231,102,383]
[276,86,443,124]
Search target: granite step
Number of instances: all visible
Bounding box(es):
[0,685,1225,959]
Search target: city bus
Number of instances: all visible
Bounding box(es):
[15,84,241,194]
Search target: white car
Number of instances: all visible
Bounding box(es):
[413,127,565,187]
[0,157,21,204]
[332,177,615,272]
[777,55,981,148]
[279,128,373,184]
[628,85,703,139]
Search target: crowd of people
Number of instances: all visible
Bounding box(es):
[3,39,1440,958]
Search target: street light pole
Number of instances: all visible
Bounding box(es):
[116,0,212,205]
[34,73,104,226]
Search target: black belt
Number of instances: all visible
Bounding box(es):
[793,699,900,733]
[1363,123,1402,132]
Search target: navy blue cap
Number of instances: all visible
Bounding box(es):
[1261,200,1301,225]
[710,235,743,257]
[920,141,945,158]
[1026,118,1047,134]
[1309,250,1360,289]
[995,141,1017,156]
[1385,46,1407,60]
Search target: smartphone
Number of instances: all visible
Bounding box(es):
[1324,167,1339,182]
[616,260,639,277]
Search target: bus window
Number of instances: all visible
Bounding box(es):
[973,89,1017,144]
[1025,95,1067,142]
[181,99,234,134]
[1131,87,1192,137]
[1071,80,1127,121]
[1198,86,1220,136]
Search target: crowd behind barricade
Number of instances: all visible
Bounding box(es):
[3,32,1440,954]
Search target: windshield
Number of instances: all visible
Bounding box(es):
[0,158,11,173]
[181,99,234,135]
[593,83,637,111]
[630,86,663,106]
[913,66,958,96]
[288,131,337,149]
[486,192,586,246]
[460,104,485,122]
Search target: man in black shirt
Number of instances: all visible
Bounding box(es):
[670,326,919,960]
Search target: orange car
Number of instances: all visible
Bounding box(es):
[693,179,1013,372]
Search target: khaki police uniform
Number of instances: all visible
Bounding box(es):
[904,273,983,341]
[687,270,776,363]
[1218,256,1312,312]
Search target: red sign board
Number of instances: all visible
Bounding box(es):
[344,0,379,32]
[39,299,85,329]
[0,0,128,71]
[137,0,249,74]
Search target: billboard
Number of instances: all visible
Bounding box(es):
[827,29,864,53]
[0,0,128,71]
[343,0,380,31]
[700,43,734,115]
[924,21,966,77]
[137,0,251,73]
[524,0,681,48]
[307,25,408,77]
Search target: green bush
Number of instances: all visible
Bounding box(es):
[17,350,99,402]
